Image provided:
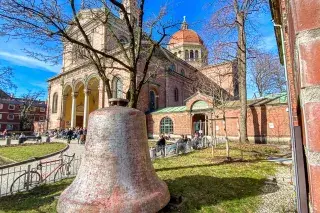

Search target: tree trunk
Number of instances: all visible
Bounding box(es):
[128,72,138,108]
[237,12,249,143]
[223,115,230,160]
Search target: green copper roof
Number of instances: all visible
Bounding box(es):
[149,93,287,115]
[150,106,187,114]
[191,101,209,111]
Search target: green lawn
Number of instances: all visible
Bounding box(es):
[0,144,279,213]
[0,143,67,165]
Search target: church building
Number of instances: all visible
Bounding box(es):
[47,0,289,143]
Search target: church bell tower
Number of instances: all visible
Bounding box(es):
[120,0,139,23]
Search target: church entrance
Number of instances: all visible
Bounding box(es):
[192,114,207,136]
[76,116,83,128]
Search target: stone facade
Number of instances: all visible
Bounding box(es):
[47,4,239,131]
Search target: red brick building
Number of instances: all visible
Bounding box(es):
[147,92,290,144]
[0,90,47,132]
[270,0,320,212]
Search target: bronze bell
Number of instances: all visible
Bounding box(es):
[57,106,170,213]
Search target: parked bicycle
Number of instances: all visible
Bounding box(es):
[10,153,75,194]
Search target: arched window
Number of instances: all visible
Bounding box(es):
[160,117,173,134]
[181,69,185,76]
[149,90,157,111]
[178,50,182,57]
[168,63,176,72]
[174,52,177,56]
[112,76,123,98]
[185,50,189,60]
[174,88,179,102]
[190,50,194,59]
[195,50,199,59]
[52,93,58,113]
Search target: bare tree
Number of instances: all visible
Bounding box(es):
[206,68,234,160]
[0,66,16,93]
[18,90,45,131]
[0,0,176,108]
[207,0,268,143]
[250,52,286,97]
[184,64,234,160]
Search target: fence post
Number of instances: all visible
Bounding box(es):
[6,137,11,146]
[176,143,179,156]
[26,165,31,191]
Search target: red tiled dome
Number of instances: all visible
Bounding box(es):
[169,29,204,46]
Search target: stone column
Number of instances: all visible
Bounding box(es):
[70,92,78,128]
[205,115,207,136]
[61,95,68,129]
[98,82,105,109]
[83,89,90,128]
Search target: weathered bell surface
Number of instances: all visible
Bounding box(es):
[57,106,170,213]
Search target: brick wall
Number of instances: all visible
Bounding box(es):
[147,104,290,143]
[275,0,320,211]
[292,1,320,211]
[0,101,47,132]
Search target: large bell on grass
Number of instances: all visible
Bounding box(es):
[57,105,170,213]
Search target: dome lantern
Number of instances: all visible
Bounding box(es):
[167,16,208,68]
[181,16,188,30]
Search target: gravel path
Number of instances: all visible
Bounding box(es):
[257,165,296,213]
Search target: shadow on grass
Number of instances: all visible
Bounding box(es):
[0,178,74,212]
[162,175,280,212]
[155,158,263,172]
[0,175,279,213]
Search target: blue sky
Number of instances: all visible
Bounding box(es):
[0,0,278,99]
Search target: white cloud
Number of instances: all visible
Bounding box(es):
[0,51,61,73]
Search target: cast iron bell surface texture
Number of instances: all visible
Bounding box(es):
[57,106,170,213]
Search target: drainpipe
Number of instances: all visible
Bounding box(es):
[272,21,308,213]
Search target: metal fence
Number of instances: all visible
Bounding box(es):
[0,137,224,198]
[149,137,217,159]
[0,155,81,197]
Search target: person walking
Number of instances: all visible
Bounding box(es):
[176,135,186,154]
[77,128,83,144]
[36,132,42,143]
[156,135,166,157]
[3,129,7,138]
[67,128,73,144]
[46,132,51,143]
[81,128,87,144]
[18,133,26,144]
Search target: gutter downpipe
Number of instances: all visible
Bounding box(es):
[273,21,307,213]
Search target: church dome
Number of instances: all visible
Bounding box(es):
[169,17,204,46]
[169,29,204,45]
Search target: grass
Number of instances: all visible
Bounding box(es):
[155,148,278,213]
[0,143,67,165]
[0,144,280,213]
[0,178,73,213]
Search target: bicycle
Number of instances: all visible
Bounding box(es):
[10,153,75,194]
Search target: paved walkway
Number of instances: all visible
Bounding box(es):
[0,139,85,197]
[257,166,296,213]
[0,138,85,157]
[267,157,292,165]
